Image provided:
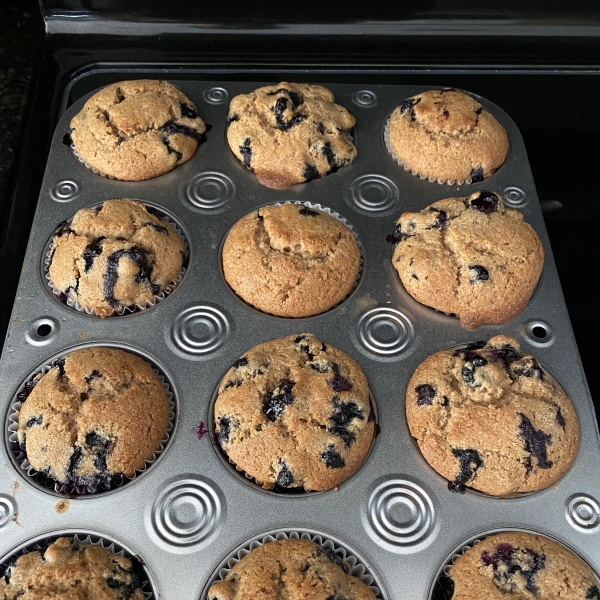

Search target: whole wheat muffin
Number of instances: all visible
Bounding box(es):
[214,334,374,491]
[226,82,356,188]
[70,79,206,180]
[406,335,579,495]
[17,347,170,491]
[388,191,544,329]
[48,199,185,317]
[208,538,376,600]
[0,537,145,600]
[386,88,509,183]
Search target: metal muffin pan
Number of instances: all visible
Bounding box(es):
[0,81,599,600]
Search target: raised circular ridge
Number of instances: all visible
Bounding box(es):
[364,478,436,552]
[357,307,414,357]
[149,477,222,551]
[203,86,229,105]
[0,495,16,529]
[169,304,231,357]
[349,174,399,214]
[200,529,386,600]
[352,90,378,108]
[503,185,529,207]
[50,180,79,203]
[566,494,600,531]
[183,172,235,212]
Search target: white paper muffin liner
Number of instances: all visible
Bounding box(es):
[6,347,176,496]
[201,529,384,599]
[383,115,471,186]
[0,531,154,599]
[224,200,363,318]
[71,143,117,179]
[209,360,378,495]
[44,201,188,317]
[430,530,600,600]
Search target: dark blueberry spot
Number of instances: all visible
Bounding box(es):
[17,378,39,402]
[328,397,364,447]
[161,120,203,142]
[299,207,319,217]
[299,344,314,360]
[85,370,102,385]
[482,544,545,593]
[331,362,340,374]
[325,549,349,574]
[216,417,232,445]
[453,341,486,359]
[233,357,248,369]
[26,415,43,428]
[513,357,544,380]
[310,362,329,373]
[398,97,421,121]
[276,461,294,487]
[54,220,75,238]
[85,432,110,448]
[274,96,306,131]
[321,343,327,352]
[461,349,488,386]
[483,345,522,371]
[415,384,436,406]
[294,335,306,343]
[194,421,208,440]
[470,190,499,214]
[442,396,450,407]
[449,448,483,493]
[427,209,448,229]
[103,247,153,308]
[227,113,240,126]
[475,106,483,115]
[469,265,489,283]
[462,366,476,385]
[321,444,345,469]
[317,122,325,135]
[239,138,252,167]
[519,413,553,471]
[94,449,108,471]
[67,446,83,478]
[141,222,169,235]
[52,358,66,378]
[587,585,600,599]
[267,88,304,108]
[162,136,183,161]
[322,142,337,174]
[150,283,160,295]
[83,237,105,273]
[386,224,410,244]
[442,109,450,118]
[555,407,566,430]
[303,164,319,182]
[470,167,484,183]
[180,102,199,119]
[224,379,243,390]
[329,374,353,393]
[263,379,295,421]
[63,132,73,146]
[412,273,419,280]
[106,572,142,599]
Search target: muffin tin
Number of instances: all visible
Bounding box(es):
[1,81,599,599]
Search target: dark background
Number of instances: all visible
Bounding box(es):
[0,0,597,404]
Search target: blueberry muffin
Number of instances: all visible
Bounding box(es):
[222,204,360,318]
[208,538,376,600]
[226,82,356,188]
[388,191,544,329]
[0,537,145,599]
[448,532,599,600]
[17,347,170,491]
[48,199,185,317]
[214,334,374,491]
[386,89,509,183]
[406,335,579,495]
[70,79,206,180]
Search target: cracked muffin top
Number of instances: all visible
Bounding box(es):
[70,79,206,181]
[48,199,185,318]
[386,89,509,183]
[406,335,579,496]
[214,333,374,491]
[387,191,544,329]
[222,204,360,318]
[208,538,376,600]
[226,82,356,189]
[0,537,145,600]
[17,347,170,492]
[448,532,599,600]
